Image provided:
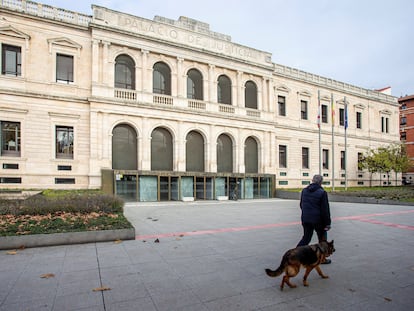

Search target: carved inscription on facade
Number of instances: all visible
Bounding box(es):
[93,7,271,66]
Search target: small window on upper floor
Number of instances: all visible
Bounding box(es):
[278,95,286,116]
[56,53,74,84]
[1,44,21,76]
[115,54,135,89]
[301,100,308,120]
[245,80,257,109]
[321,105,328,123]
[356,111,362,129]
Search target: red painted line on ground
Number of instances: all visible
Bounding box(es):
[136,209,414,240]
[356,218,414,230]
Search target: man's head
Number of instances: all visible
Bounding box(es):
[312,174,323,185]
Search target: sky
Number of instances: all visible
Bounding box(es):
[40,0,413,98]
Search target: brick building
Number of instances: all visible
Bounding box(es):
[399,94,414,183]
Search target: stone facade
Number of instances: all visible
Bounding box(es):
[0,1,400,196]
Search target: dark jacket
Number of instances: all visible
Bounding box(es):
[300,183,331,226]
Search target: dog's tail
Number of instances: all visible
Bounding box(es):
[265,254,288,277]
[265,264,284,277]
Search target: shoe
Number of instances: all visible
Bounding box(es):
[321,259,331,264]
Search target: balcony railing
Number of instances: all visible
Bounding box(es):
[111,88,269,120]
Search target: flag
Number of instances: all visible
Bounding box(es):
[344,102,348,129]
[317,90,321,128]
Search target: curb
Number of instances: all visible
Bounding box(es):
[0,228,135,250]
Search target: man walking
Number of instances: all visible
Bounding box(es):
[297,174,332,263]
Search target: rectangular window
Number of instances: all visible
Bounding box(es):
[56,126,74,159]
[358,152,363,171]
[278,95,286,116]
[322,149,329,169]
[56,53,74,83]
[401,132,406,140]
[340,151,346,170]
[0,121,21,157]
[55,178,75,184]
[321,105,328,123]
[1,44,21,76]
[339,108,344,126]
[381,116,389,133]
[400,116,406,125]
[300,100,308,120]
[279,145,287,168]
[302,147,309,169]
[356,112,362,129]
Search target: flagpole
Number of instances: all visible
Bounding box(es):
[318,90,321,175]
[344,96,348,190]
[331,93,335,191]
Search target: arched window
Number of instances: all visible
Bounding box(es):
[245,81,257,109]
[112,124,137,170]
[186,131,204,172]
[114,54,135,89]
[151,127,173,171]
[217,134,233,172]
[187,69,203,100]
[217,75,232,105]
[153,62,171,95]
[245,136,258,173]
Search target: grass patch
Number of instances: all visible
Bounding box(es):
[0,190,133,236]
[279,186,414,203]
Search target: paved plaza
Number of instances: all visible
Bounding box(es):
[1,198,413,310]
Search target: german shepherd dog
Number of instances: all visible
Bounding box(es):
[265,240,335,290]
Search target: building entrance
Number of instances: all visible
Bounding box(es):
[102,170,274,202]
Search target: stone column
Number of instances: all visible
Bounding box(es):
[141,49,149,92]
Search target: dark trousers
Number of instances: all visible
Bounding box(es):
[297,222,327,247]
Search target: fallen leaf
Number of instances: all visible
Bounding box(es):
[40,273,55,279]
[18,245,26,250]
[93,286,111,292]
[6,250,17,255]
[348,288,356,292]
[114,239,122,244]
[154,238,160,243]
[384,297,392,302]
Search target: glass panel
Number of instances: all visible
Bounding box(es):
[153,62,171,95]
[151,127,173,171]
[1,121,21,157]
[56,126,74,159]
[253,177,259,198]
[115,174,137,201]
[217,134,232,172]
[217,75,231,105]
[186,131,204,172]
[205,177,214,200]
[115,54,135,89]
[2,44,21,76]
[56,53,73,82]
[171,177,180,201]
[139,176,158,202]
[245,137,258,173]
[215,177,226,198]
[196,177,205,200]
[112,124,137,170]
[245,177,254,199]
[160,176,169,201]
[245,81,257,109]
[181,176,194,198]
[187,69,203,100]
[260,177,270,198]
